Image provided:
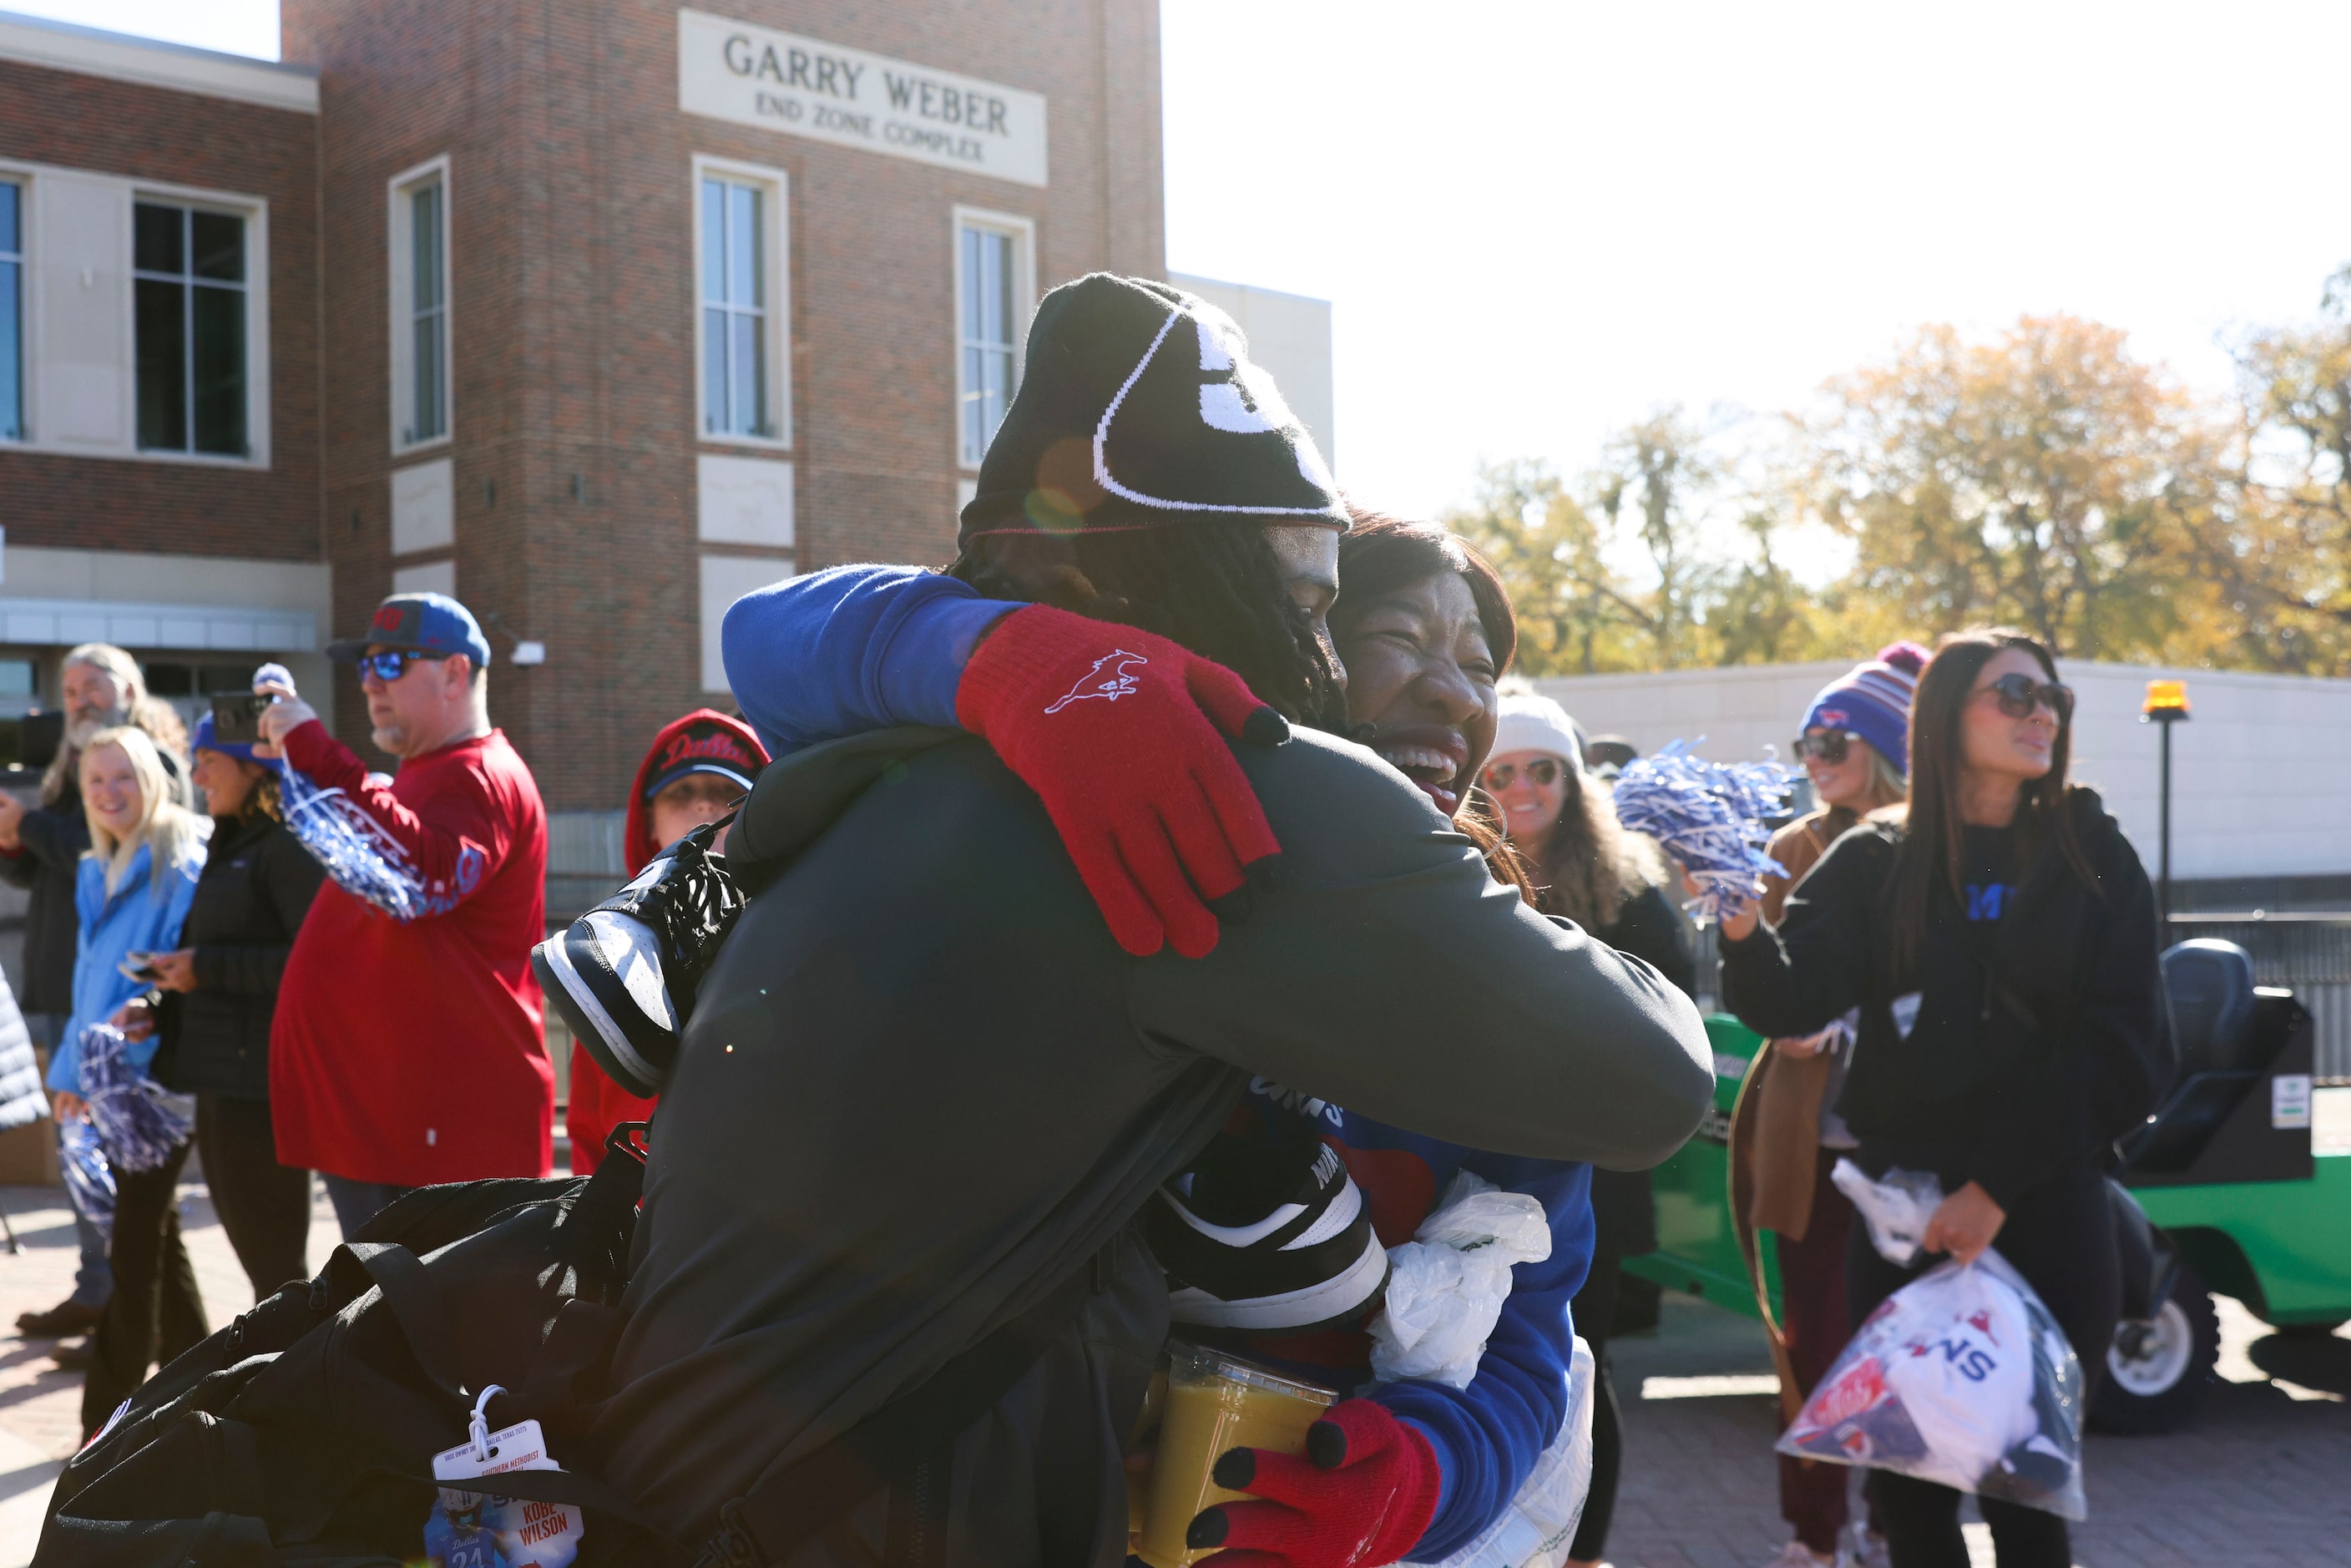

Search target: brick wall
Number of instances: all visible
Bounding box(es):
[0,58,320,561]
[273,0,1167,811]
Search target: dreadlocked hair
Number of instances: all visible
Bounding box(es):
[947,519,1342,724]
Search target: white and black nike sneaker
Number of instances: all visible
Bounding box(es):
[532,821,743,1100]
[1149,1137,1390,1333]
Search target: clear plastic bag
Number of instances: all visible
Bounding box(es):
[1831,1157,1943,1267]
[1403,1338,1597,1568]
[1370,1171,1552,1389]
[1777,1249,2087,1520]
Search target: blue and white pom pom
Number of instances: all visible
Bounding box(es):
[78,1024,191,1174]
[278,767,427,920]
[59,1119,114,1247]
[255,662,430,921]
[1610,740,1795,921]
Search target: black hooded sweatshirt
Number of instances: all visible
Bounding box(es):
[589,725,1716,1560]
[1721,787,2167,1210]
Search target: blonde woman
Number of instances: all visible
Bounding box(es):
[43,725,209,1434]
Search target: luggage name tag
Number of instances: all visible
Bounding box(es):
[426,1385,584,1568]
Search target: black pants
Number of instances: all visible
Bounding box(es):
[1565,1255,1624,1563]
[81,1137,208,1437]
[196,1093,311,1300]
[1845,1170,2118,1568]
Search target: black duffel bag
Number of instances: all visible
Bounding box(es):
[38,1124,1100,1568]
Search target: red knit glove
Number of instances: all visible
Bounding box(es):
[954,604,1286,959]
[1187,1399,1442,1568]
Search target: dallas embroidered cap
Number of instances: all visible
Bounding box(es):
[958,272,1348,543]
[641,715,766,801]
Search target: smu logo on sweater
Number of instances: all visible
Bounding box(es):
[1044,650,1149,713]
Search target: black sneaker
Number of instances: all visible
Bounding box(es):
[533,821,743,1100]
[1148,1137,1390,1333]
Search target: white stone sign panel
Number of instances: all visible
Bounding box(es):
[678,9,1048,188]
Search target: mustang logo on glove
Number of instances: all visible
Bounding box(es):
[1044,650,1151,713]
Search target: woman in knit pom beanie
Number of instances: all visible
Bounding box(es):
[1734,640,1925,1568]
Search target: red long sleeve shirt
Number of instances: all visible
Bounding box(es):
[270,720,553,1186]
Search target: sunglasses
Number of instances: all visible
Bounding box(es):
[1792,731,1860,764]
[1978,672,2075,721]
[356,650,445,683]
[1482,758,1563,791]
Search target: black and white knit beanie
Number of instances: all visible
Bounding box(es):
[958,273,1348,544]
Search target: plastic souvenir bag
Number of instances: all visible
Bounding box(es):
[1777,1249,2087,1520]
[1371,1171,1552,1389]
[1831,1158,1944,1267]
[1403,1338,1597,1568]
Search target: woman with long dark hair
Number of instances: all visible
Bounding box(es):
[1717,630,2167,1568]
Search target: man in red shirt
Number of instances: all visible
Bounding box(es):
[256,592,550,1237]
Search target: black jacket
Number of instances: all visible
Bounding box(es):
[159,810,326,1100]
[594,726,1715,1557]
[1587,882,1697,1259]
[0,781,90,1016]
[1721,788,2166,1210]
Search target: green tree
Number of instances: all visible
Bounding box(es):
[1801,316,2209,661]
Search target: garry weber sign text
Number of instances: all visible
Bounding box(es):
[678,9,1048,187]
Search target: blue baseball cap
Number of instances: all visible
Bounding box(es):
[190,710,282,772]
[326,592,493,670]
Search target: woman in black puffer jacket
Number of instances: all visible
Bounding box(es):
[1717,628,2166,1568]
[144,712,326,1298]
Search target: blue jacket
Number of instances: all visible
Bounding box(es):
[721,565,1591,1556]
[51,842,205,1093]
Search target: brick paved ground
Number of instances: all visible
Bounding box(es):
[0,1180,2342,1567]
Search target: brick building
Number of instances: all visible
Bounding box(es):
[0,1,1164,870]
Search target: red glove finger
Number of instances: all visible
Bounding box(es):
[1112,816,1221,960]
[955,605,1283,959]
[1054,823,1163,959]
[1187,1399,1441,1568]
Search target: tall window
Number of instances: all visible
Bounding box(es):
[133,200,249,456]
[0,182,20,443]
[391,159,450,452]
[701,175,768,438]
[957,214,1030,468]
[407,181,445,444]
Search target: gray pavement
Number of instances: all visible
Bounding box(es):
[1607,1292,2351,1568]
[0,1181,2342,1567]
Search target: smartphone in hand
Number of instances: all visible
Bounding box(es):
[116,950,162,984]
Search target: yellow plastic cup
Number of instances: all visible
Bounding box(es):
[1135,1344,1338,1568]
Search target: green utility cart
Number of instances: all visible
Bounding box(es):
[1627,943,2349,1434]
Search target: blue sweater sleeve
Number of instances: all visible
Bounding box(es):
[718,564,1024,757]
[1370,1158,1595,1560]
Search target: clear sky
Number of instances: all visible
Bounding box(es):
[30,0,2351,524]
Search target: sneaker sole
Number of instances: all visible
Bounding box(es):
[533,935,668,1099]
[1166,1223,1392,1333]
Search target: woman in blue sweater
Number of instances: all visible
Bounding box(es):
[715,517,1628,1564]
[48,726,208,1433]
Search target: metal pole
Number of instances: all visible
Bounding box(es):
[2159,718,2173,926]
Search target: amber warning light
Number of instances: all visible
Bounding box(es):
[2141,680,2191,721]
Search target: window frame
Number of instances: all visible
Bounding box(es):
[0,173,22,444]
[127,183,269,468]
[952,206,1034,472]
[387,154,453,456]
[690,154,791,452]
